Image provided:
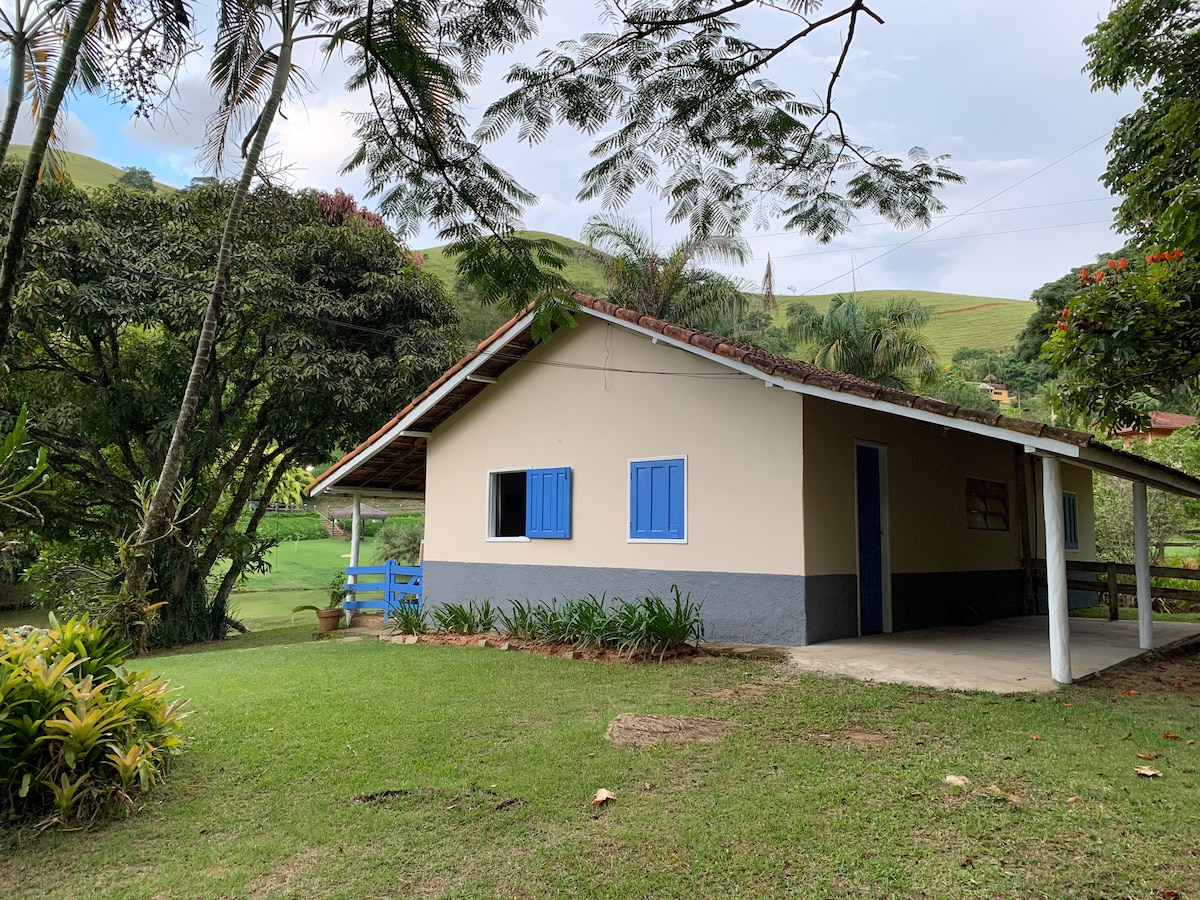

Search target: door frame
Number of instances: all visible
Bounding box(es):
[854,441,893,635]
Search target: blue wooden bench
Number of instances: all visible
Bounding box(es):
[343,559,423,625]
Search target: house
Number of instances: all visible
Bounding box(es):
[1113,411,1197,445]
[310,294,1200,684]
[978,375,1012,405]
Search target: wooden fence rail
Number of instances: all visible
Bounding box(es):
[1027,558,1200,619]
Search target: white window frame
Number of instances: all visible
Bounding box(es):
[485,468,531,542]
[627,454,689,544]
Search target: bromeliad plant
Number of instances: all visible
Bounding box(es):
[0,616,187,826]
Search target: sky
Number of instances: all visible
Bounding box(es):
[17,0,1137,303]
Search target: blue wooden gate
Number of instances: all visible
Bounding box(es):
[343,559,423,625]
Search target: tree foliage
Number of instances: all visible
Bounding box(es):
[1092,427,1200,566]
[116,166,157,192]
[344,0,962,323]
[1049,1,1200,425]
[0,172,459,646]
[785,294,937,391]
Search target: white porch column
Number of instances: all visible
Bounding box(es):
[346,492,363,626]
[1041,457,1072,685]
[1133,481,1154,650]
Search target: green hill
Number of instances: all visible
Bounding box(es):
[769,289,1034,360]
[418,232,1035,358]
[4,144,176,193]
[418,230,606,295]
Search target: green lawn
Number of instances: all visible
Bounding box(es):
[2,633,1197,898]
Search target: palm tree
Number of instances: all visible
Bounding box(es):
[125,0,306,598]
[786,294,938,391]
[579,214,753,335]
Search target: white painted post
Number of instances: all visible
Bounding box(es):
[1133,481,1154,650]
[346,493,363,627]
[1042,457,1072,684]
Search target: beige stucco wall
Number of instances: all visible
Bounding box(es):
[802,397,1095,576]
[1033,463,1096,562]
[424,317,807,574]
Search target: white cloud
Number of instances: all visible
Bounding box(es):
[11,110,96,155]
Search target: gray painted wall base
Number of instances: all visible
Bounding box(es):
[423,561,812,646]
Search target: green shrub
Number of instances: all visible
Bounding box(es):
[242,512,329,542]
[0,616,187,826]
[374,515,425,564]
[337,518,384,537]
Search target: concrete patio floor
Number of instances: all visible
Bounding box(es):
[747,616,1200,693]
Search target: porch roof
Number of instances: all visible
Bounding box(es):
[308,293,1200,500]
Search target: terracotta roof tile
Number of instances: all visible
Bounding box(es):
[310,292,1194,496]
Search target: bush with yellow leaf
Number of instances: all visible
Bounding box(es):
[0,617,187,826]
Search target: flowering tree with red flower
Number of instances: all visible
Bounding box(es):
[1046,249,1198,428]
[1046,1,1200,429]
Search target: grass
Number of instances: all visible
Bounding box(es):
[5,144,177,193]
[1072,604,1200,623]
[2,633,1198,898]
[233,537,371,594]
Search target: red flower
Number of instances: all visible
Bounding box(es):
[1079,267,1089,280]
[1175,248,1185,259]
[1147,254,1157,265]
[1062,308,1070,318]
[1057,321,1069,331]
[1108,259,1118,269]
[1094,271,1105,282]
[1118,257,1128,270]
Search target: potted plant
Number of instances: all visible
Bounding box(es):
[293,574,346,632]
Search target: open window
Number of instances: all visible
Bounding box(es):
[488,468,572,540]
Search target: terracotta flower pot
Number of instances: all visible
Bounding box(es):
[315,608,343,632]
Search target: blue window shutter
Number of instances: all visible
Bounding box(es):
[630,458,685,540]
[526,467,571,538]
[1063,492,1079,550]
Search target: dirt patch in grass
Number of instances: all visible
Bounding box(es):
[247,847,325,900]
[1078,637,1200,697]
[603,713,737,748]
[842,729,891,748]
[352,784,525,813]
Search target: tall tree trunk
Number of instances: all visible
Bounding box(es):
[124,18,297,602]
[0,37,27,165]
[0,0,100,357]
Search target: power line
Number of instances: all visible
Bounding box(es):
[799,131,1115,296]
[744,196,1114,239]
[750,219,1113,262]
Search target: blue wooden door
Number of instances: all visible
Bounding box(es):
[856,444,885,635]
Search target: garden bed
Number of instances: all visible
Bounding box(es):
[384,631,703,663]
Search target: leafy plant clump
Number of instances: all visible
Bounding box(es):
[0,616,187,826]
[374,515,424,565]
[431,600,497,635]
[495,587,706,661]
[389,604,428,636]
